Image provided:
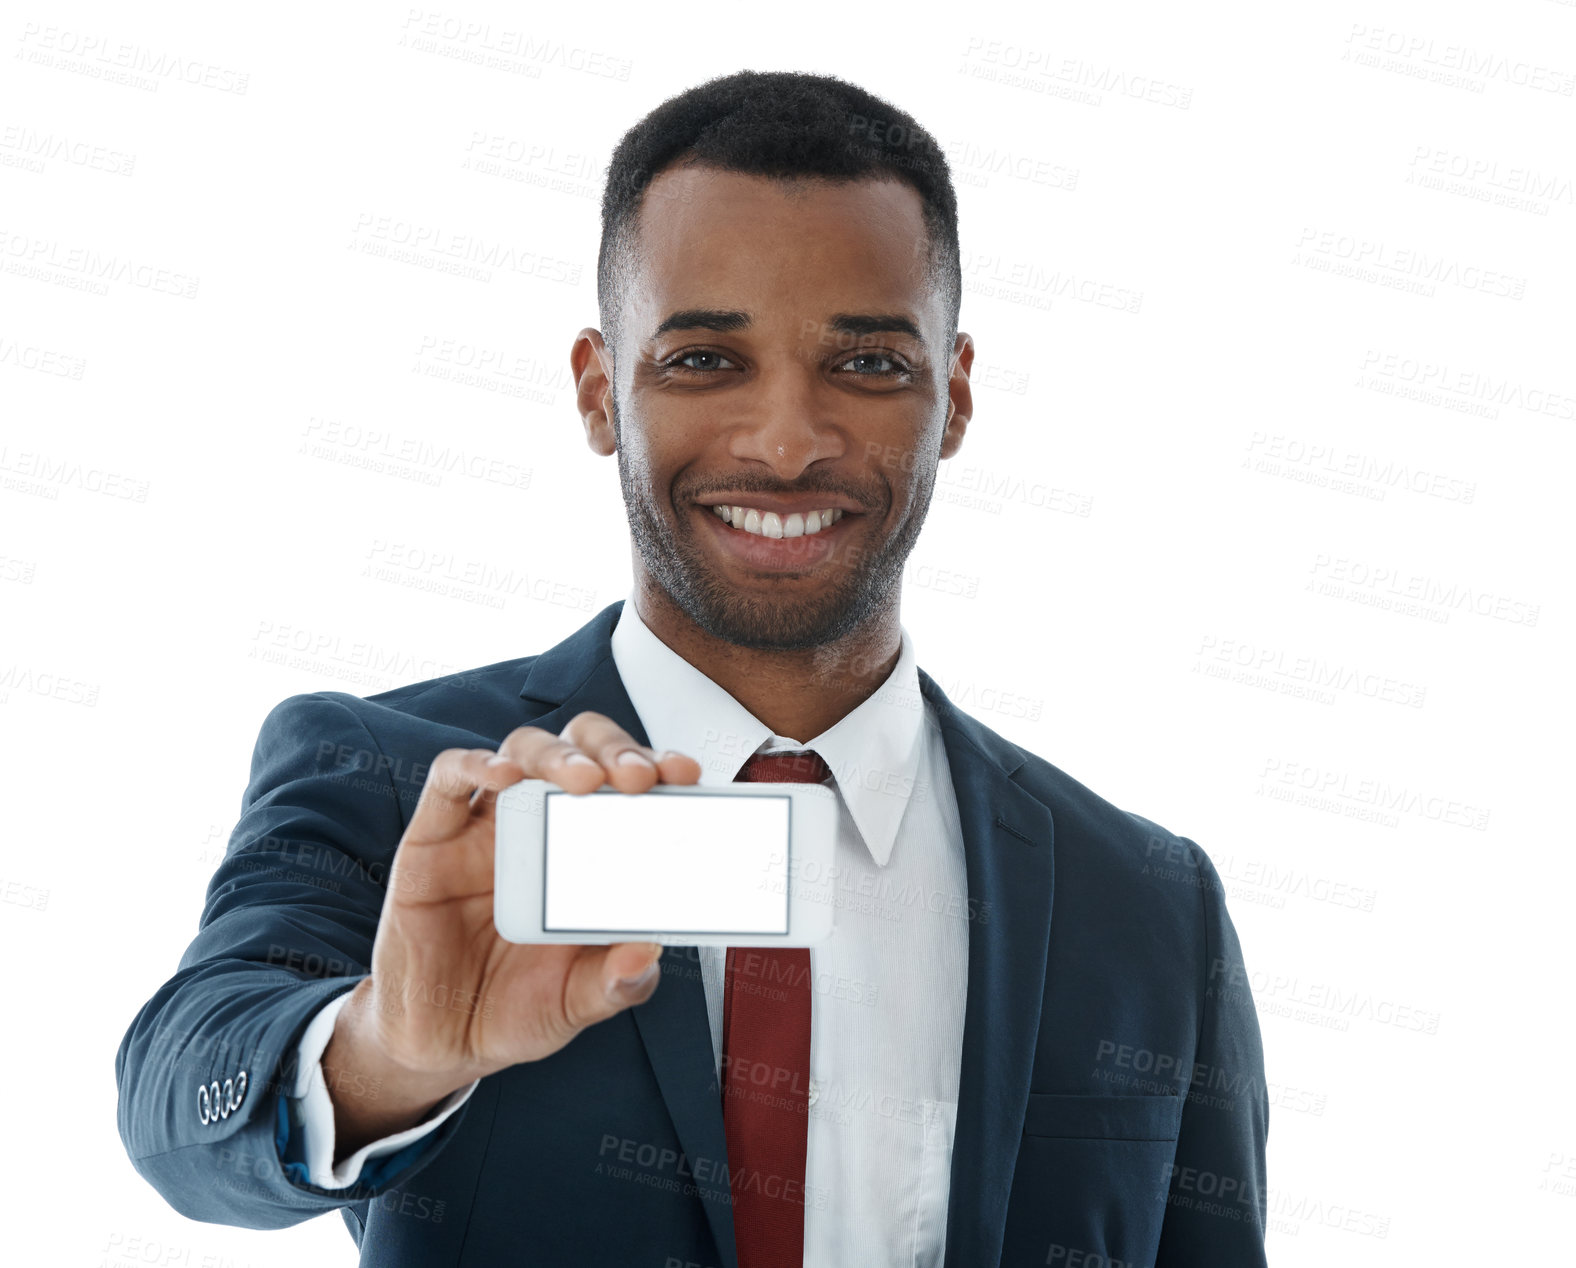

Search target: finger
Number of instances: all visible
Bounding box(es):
[652,750,703,785]
[559,712,664,794]
[561,942,665,1034]
[405,747,523,847]
[492,726,605,794]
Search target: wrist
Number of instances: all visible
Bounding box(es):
[320,979,483,1148]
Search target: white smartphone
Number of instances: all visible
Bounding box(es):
[493,779,839,946]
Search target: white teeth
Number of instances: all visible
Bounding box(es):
[712,504,845,539]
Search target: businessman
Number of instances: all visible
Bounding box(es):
[118,70,1268,1266]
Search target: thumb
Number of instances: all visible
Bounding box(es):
[564,942,665,1031]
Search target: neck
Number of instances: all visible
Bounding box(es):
[631,577,902,743]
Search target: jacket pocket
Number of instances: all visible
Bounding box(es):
[1005,1094,1183,1267]
[1022,1092,1186,1141]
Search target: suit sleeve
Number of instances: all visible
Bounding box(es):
[114,691,473,1228]
[1153,839,1270,1267]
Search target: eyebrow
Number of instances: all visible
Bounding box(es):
[651,309,925,344]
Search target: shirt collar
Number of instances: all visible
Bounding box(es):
[609,593,927,868]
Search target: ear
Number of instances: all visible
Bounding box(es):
[571,328,617,456]
[939,332,975,461]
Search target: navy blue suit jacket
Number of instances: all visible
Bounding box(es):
[116,601,1268,1266]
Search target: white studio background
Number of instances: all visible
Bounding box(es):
[2,1,1572,1264]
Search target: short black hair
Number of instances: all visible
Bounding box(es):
[597,69,961,363]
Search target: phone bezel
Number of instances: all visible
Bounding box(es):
[493,779,838,945]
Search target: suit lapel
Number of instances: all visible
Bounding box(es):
[920,670,1056,1268]
[518,605,740,1268]
[516,608,1056,1268]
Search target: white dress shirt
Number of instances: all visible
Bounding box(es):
[288,595,971,1267]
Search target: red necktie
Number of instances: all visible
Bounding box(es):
[724,749,832,1268]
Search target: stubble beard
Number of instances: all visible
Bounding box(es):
[611,393,937,651]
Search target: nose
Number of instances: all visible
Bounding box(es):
[726,369,846,480]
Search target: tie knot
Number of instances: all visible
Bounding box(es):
[734,749,832,785]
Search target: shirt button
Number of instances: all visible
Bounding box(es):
[808,1079,820,1106]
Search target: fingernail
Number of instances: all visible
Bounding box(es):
[485,753,512,766]
[563,752,598,767]
[610,961,660,998]
[617,750,655,768]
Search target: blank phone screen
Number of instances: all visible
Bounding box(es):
[542,791,792,934]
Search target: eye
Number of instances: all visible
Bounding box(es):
[838,352,911,378]
[665,349,739,373]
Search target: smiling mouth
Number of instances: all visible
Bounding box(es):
[708,504,847,539]
[693,499,860,574]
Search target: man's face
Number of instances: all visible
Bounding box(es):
[581,165,972,651]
